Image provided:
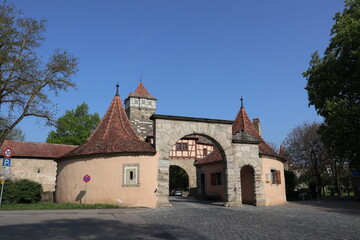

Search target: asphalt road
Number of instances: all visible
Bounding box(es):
[0,208,174,240]
[0,197,359,240]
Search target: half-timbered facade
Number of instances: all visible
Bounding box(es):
[170,135,214,160]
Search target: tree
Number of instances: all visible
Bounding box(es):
[46,103,100,145]
[268,142,279,154]
[303,0,360,169]
[283,122,328,199]
[0,117,25,141]
[284,170,297,200]
[0,1,78,145]
[169,165,189,191]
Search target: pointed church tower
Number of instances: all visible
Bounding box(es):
[124,80,157,140]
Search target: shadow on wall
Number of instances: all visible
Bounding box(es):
[75,190,86,203]
[0,217,207,240]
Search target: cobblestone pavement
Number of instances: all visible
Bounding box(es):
[140,197,360,240]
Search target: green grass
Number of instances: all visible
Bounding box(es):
[323,191,354,197]
[0,202,121,211]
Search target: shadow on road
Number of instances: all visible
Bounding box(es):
[0,217,206,240]
[170,196,214,204]
[286,197,360,216]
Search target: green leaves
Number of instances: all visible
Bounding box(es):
[303,0,360,168]
[46,103,100,145]
[3,179,42,204]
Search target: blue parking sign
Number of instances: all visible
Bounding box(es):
[2,158,11,167]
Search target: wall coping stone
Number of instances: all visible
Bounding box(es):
[151,114,234,125]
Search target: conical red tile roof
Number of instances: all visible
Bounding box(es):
[128,81,156,99]
[60,92,155,159]
[232,107,260,137]
[233,106,279,158]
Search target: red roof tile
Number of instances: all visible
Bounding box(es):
[60,93,156,159]
[0,140,76,159]
[194,149,222,165]
[128,81,156,99]
[233,106,280,158]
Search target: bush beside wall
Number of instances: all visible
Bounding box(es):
[2,179,43,204]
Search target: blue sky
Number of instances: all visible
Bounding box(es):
[13,0,344,147]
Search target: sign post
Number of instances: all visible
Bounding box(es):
[83,174,91,204]
[1,148,12,206]
[0,179,4,206]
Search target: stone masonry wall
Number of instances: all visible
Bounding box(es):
[126,108,154,141]
[1,157,57,192]
[154,118,236,207]
[232,144,265,206]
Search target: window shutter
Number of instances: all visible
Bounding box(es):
[276,170,281,184]
[211,173,216,185]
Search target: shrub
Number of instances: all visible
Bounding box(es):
[2,179,43,204]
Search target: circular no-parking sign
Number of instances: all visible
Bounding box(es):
[83,174,91,183]
[4,148,12,158]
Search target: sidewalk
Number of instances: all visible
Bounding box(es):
[0,207,152,216]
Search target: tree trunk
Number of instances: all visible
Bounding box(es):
[316,175,322,199]
[333,170,342,197]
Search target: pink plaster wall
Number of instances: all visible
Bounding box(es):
[199,163,224,200]
[56,154,158,208]
[262,157,287,206]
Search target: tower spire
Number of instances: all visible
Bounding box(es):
[240,96,244,109]
[115,82,119,96]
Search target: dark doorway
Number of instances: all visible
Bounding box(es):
[241,165,255,205]
[200,174,205,196]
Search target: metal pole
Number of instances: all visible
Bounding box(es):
[85,182,87,204]
[0,183,4,206]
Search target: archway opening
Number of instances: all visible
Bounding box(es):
[169,134,225,200]
[241,165,255,205]
[169,165,189,195]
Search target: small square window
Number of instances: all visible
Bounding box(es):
[211,172,222,186]
[271,169,281,185]
[203,148,208,157]
[123,164,140,187]
[176,142,188,151]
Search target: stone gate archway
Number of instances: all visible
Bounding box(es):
[152,114,267,207]
[152,114,242,207]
